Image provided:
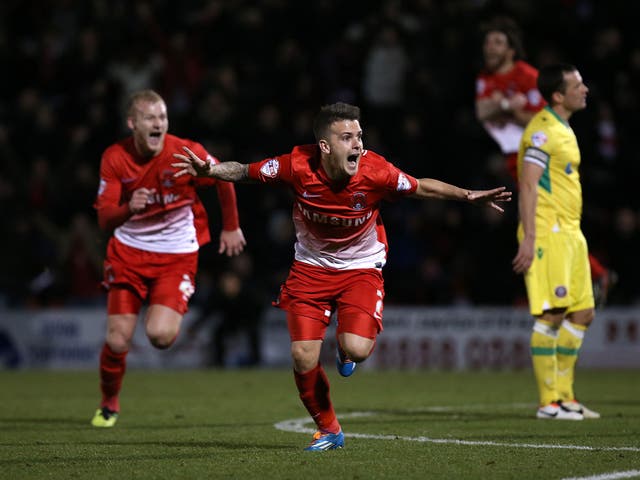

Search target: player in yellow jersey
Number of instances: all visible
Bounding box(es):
[513,64,599,421]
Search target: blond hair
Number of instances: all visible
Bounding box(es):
[126,89,164,117]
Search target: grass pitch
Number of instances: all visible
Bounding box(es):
[1,368,639,479]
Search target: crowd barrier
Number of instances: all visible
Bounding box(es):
[0,306,637,370]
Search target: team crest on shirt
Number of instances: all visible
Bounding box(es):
[554,285,568,298]
[531,131,548,147]
[396,173,411,192]
[260,158,280,178]
[351,192,367,210]
[161,170,175,188]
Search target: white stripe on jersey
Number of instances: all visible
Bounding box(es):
[292,216,386,270]
[114,204,198,253]
[483,121,525,154]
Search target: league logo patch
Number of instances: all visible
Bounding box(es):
[98,178,106,196]
[260,158,280,178]
[531,131,548,147]
[351,192,367,210]
[554,286,568,298]
[396,173,411,192]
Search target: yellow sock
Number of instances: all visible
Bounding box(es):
[530,320,559,406]
[556,320,587,402]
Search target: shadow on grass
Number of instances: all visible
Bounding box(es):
[0,417,276,431]
[0,441,293,467]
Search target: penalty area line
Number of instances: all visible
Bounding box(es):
[274,411,640,453]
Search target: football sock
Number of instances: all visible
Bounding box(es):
[530,320,559,406]
[99,343,127,412]
[556,320,586,402]
[294,363,341,434]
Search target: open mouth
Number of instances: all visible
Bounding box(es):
[148,131,163,146]
[347,154,359,168]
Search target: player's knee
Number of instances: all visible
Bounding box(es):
[290,343,317,372]
[577,309,595,327]
[147,327,178,350]
[342,344,371,363]
[585,311,595,326]
[340,335,374,362]
[106,333,131,353]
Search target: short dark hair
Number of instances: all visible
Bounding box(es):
[481,15,525,60]
[312,102,361,141]
[537,63,578,104]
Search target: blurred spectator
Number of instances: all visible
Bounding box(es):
[188,254,265,367]
[59,213,105,306]
[362,23,409,150]
[1,0,639,308]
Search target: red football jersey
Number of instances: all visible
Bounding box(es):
[95,133,239,253]
[476,60,545,154]
[248,144,418,270]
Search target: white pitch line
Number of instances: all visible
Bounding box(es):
[274,411,640,453]
[561,470,640,480]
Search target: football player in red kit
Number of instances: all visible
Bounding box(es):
[173,102,511,450]
[91,90,246,427]
[475,16,544,183]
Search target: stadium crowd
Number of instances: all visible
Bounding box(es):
[1,0,639,310]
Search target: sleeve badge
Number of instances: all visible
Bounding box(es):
[260,158,280,178]
[531,131,548,147]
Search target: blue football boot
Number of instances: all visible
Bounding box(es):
[336,345,357,377]
[304,430,345,451]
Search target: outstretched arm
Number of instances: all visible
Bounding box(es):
[411,178,512,213]
[173,146,250,182]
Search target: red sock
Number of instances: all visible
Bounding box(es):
[99,343,127,412]
[294,364,341,434]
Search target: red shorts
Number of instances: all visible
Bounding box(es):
[274,261,384,341]
[103,238,198,315]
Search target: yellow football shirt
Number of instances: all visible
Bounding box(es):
[517,106,583,234]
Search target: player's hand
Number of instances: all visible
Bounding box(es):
[509,92,527,110]
[466,187,512,213]
[172,146,212,178]
[129,188,156,213]
[512,235,535,274]
[219,228,246,257]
